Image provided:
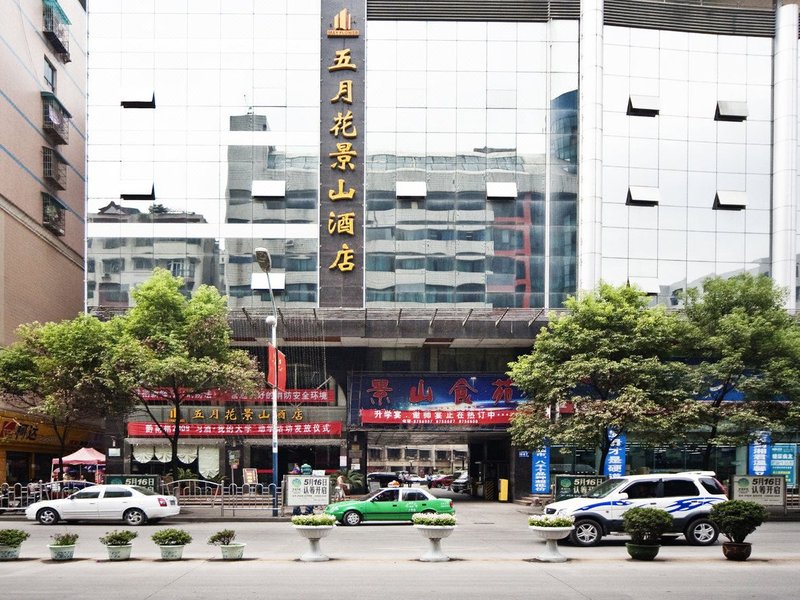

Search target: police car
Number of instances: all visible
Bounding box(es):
[543,472,728,546]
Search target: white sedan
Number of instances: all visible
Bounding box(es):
[25,484,180,526]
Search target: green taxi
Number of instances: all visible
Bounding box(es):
[324,486,454,526]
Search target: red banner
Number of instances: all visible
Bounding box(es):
[267,344,287,391]
[127,421,342,437]
[360,409,515,426]
[135,388,334,404]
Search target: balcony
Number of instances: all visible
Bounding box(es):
[41,92,71,145]
[42,0,71,62]
[42,193,66,236]
[42,147,67,190]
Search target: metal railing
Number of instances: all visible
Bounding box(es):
[160,479,283,515]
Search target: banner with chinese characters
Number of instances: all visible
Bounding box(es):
[349,374,525,428]
[603,430,626,478]
[135,388,334,404]
[126,422,342,437]
[319,0,365,307]
[531,447,551,494]
[748,430,771,475]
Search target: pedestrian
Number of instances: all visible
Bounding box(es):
[291,463,301,474]
[334,474,347,501]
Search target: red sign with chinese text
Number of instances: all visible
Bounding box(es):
[135,388,333,404]
[267,344,287,391]
[360,409,514,426]
[127,421,342,437]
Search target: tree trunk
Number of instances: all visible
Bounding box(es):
[702,422,718,471]
[170,400,181,480]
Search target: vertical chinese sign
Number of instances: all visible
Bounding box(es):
[603,430,626,478]
[320,1,365,307]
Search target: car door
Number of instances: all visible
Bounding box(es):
[364,488,400,521]
[398,489,428,518]
[608,479,659,529]
[656,478,705,529]
[97,486,134,520]
[59,488,101,520]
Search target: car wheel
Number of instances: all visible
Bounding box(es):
[342,510,362,526]
[685,518,719,546]
[36,507,59,525]
[123,508,148,526]
[421,509,436,515]
[570,519,602,547]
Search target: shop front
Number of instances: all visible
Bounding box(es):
[0,409,100,484]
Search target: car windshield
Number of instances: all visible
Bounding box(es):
[586,478,625,498]
[130,486,156,496]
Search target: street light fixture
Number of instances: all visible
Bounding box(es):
[255,246,279,517]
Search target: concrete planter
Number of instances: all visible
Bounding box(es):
[529,526,574,563]
[0,545,21,561]
[48,544,76,561]
[219,543,246,560]
[414,525,455,562]
[293,525,334,562]
[158,545,185,561]
[105,545,133,561]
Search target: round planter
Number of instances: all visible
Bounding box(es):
[158,545,185,561]
[722,542,752,561]
[219,543,246,560]
[0,545,21,561]
[105,544,133,561]
[293,525,334,562]
[414,525,456,562]
[48,544,76,561]
[529,526,574,563]
[625,542,661,561]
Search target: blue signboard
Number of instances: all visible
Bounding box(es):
[770,443,797,487]
[604,430,626,477]
[532,446,550,494]
[748,430,771,476]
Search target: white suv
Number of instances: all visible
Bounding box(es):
[543,472,728,547]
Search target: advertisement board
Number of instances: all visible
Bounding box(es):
[105,474,161,491]
[554,475,607,501]
[286,475,330,506]
[730,475,786,507]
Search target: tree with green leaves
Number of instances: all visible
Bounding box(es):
[680,273,800,469]
[0,314,134,477]
[109,268,263,478]
[508,283,700,474]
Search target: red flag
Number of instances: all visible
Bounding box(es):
[267,344,287,391]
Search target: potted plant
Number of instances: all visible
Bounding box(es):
[291,514,337,562]
[151,528,193,561]
[710,499,768,561]
[48,532,79,561]
[622,507,673,561]
[208,529,245,560]
[99,530,138,561]
[412,512,457,562]
[0,529,30,561]
[528,514,575,562]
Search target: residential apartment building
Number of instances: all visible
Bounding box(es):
[0,0,87,483]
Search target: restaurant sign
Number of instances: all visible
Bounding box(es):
[350,374,524,427]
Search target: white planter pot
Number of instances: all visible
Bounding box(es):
[414,525,456,562]
[48,544,76,561]
[219,543,246,560]
[293,525,334,562]
[529,525,574,563]
[105,544,133,561]
[0,545,21,561]
[158,545,185,561]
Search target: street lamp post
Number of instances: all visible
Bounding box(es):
[255,247,279,517]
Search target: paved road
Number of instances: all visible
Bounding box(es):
[2,500,798,600]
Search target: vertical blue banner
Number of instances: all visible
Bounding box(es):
[604,430,626,477]
[770,443,796,486]
[531,446,550,494]
[748,430,771,476]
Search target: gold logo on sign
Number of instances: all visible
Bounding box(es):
[327,8,359,37]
